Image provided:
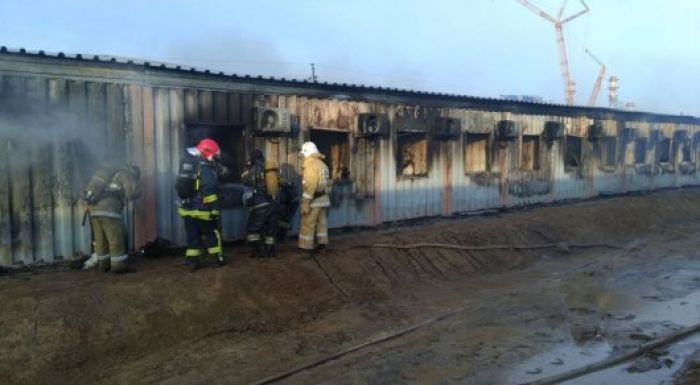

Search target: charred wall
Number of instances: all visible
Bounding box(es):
[0,75,130,265]
[1,51,700,266]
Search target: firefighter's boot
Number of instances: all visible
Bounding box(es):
[265,243,276,258]
[98,255,111,272]
[110,255,129,273]
[248,241,263,258]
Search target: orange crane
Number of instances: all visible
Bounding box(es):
[584,48,606,106]
[516,0,590,105]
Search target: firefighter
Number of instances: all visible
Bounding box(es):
[82,163,141,273]
[175,138,229,271]
[275,179,298,242]
[241,149,279,258]
[298,141,331,252]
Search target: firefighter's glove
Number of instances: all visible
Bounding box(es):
[301,199,311,215]
[214,159,230,179]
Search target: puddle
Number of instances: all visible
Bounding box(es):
[559,335,700,385]
[634,291,700,326]
[506,336,700,385]
[506,289,700,385]
[505,340,612,384]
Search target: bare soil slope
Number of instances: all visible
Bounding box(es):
[2,189,700,385]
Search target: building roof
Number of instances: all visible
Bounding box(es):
[1,45,699,125]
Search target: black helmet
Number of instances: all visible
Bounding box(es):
[125,164,141,180]
[249,149,264,163]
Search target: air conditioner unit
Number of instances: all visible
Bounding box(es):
[650,129,664,143]
[253,107,291,134]
[673,130,689,142]
[587,121,604,142]
[496,120,518,141]
[543,121,564,139]
[357,113,389,137]
[621,127,638,142]
[433,117,461,140]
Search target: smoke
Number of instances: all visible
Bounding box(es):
[165,32,300,79]
[0,82,104,195]
[164,29,440,93]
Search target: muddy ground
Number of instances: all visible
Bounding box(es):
[1,189,700,385]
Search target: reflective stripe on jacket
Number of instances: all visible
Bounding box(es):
[177,155,223,218]
[301,153,331,208]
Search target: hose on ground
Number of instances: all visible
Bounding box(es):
[251,308,463,385]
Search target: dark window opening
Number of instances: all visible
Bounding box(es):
[397,132,429,177]
[309,129,350,182]
[185,123,245,183]
[521,135,541,171]
[464,133,490,173]
[565,136,582,169]
[634,138,647,165]
[679,141,692,163]
[597,137,617,168]
[657,138,671,163]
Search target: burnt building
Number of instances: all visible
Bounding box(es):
[1,47,699,266]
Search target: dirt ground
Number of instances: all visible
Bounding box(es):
[1,189,700,385]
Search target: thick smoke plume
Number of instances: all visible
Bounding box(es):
[0,83,106,197]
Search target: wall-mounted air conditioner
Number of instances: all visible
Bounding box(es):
[357,113,389,138]
[673,130,689,142]
[621,127,638,142]
[543,121,564,139]
[433,117,461,140]
[496,120,519,141]
[587,121,604,141]
[253,107,291,134]
[650,129,664,143]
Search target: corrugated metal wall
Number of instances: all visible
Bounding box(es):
[2,55,700,266]
[0,75,132,265]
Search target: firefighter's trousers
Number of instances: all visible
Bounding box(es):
[276,201,297,242]
[184,216,222,261]
[91,216,126,257]
[298,207,328,250]
[246,202,279,247]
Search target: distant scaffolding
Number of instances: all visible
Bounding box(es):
[608,76,619,108]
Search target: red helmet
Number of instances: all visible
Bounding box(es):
[190,138,220,160]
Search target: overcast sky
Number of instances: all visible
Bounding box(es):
[1,0,698,115]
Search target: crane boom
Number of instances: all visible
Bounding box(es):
[515,0,556,23]
[561,0,589,23]
[585,48,606,106]
[557,0,569,19]
[587,65,606,106]
[554,24,575,104]
[516,0,589,105]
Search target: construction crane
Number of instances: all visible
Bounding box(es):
[516,0,590,105]
[584,48,606,106]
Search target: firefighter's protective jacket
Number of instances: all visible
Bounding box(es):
[177,155,228,220]
[301,153,331,208]
[85,164,141,219]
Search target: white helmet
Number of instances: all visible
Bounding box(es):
[300,141,319,158]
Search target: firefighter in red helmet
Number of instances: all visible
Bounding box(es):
[175,138,229,271]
